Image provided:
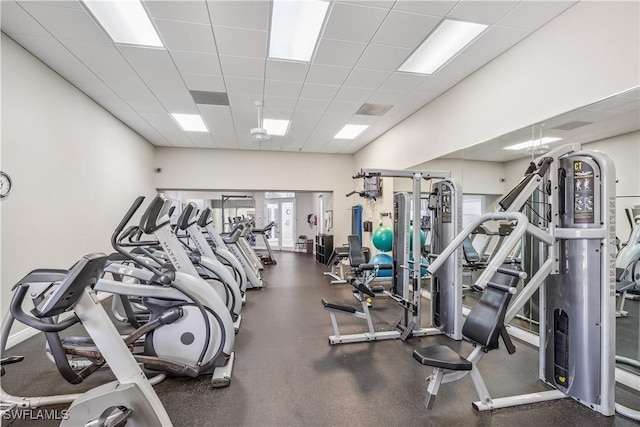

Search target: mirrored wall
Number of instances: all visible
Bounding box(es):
[411,87,639,376]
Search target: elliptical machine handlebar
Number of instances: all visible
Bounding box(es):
[10,285,80,333]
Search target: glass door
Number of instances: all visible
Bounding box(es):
[265,198,295,250]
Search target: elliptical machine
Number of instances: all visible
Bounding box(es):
[2,253,173,426]
[198,207,265,289]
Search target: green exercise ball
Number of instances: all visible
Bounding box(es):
[372,226,393,252]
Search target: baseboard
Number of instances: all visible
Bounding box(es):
[5,292,111,350]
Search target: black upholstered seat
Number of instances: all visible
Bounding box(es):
[413,345,472,371]
[348,235,367,267]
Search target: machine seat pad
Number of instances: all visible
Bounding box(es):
[321,298,357,313]
[412,345,472,371]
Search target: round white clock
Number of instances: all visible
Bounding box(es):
[0,171,13,198]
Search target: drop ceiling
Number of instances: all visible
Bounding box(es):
[1,0,579,153]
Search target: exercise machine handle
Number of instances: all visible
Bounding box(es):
[496,266,527,279]
[10,285,80,332]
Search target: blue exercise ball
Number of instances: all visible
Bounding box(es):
[370,253,393,277]
[409,255,428,276]
[372,226,393,252]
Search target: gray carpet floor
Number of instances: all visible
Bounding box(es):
[2,251,639,426]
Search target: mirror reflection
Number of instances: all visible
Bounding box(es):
[414,87,639,375]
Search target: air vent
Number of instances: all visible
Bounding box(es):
[550,121,593,131]
[190,91,229,106]
[356,103,393,116]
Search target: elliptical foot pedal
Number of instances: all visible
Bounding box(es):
[210,352,234,388]
[400,321,416,341]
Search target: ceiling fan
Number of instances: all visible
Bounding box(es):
[250,101,271,142]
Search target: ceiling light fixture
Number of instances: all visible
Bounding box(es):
[334,124,368,140]
[171,113,208,132]
[263,119,290,136]
[399,19,487,75]
[82,0,163,47]
[503,137,562,151]
[269,0,329,62]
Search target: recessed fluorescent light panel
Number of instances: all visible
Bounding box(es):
[334,124,368,140]
[172,113,208,132]
[83,0,163,47]
[263,119,290,136]
[269,0,329,62]
[399,19,487,75]
[504,137,562,151]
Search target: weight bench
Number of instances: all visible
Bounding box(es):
[321,263,396,344]
[413,267,519,409]
[323,246,350,284]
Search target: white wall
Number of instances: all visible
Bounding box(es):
[295,192,315,246]
[398,159,506,195]
[503,131,640,240]
[355,1,639,170]
[155,148,354,247]
[0,35,157,336]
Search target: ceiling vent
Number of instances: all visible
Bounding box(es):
[190,91,229,106]
[356,103,393,116]
[550,120,593,131]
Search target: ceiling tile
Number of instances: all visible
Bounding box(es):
[295,98,330,113]
[265,60,309,83]
[140,112,184,133]
[186,132,218,148]
[498,1,577,31]
[323,2,389,43]
[377,72,428,92]
[334,86,374,104]
[118,44,175,73]
[19,2,110,43]
[220,55,265,79]
[169,50,222,75]
[43,60,94,85]
[462,25,531,58]
[144,0,210,24]
[154,19,217,54]
[305,64,351,86]
[214,26,267,58]
[63,40,127,67]
[343,68,391,89]
[263,97,297,114]
[290,111,324,130]
[313,38,367,68]
[337,1,395,9]
[207,0,269,31]
[355,44,412,71]
[324,101,361,116]
[224,77,264,97]
[25,1,84,9]
[157,92,199,113]
[448,1,520,26]
[163,131,196,147]
[182,73,226,92]
[231,106,258,129]
[372,10,440,48]
[10,34,78,63]
[393,1,456,17]
[264,80,303,99]
[0,2,50,37]
[367,89,408,105]
[123,95,167,114]
[432,54,493,81]
[300,84,340,101]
